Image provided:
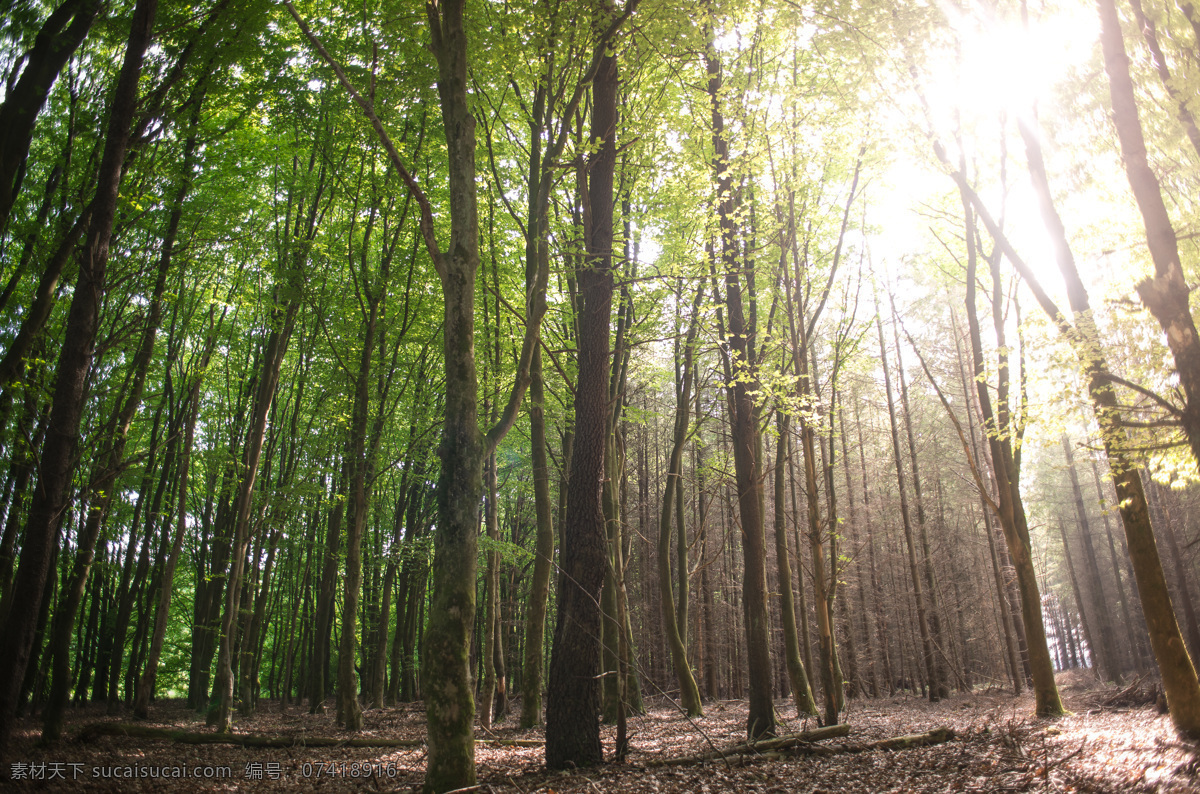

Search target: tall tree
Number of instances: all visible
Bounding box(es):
[546,0,621,766]
[0,0,158,760]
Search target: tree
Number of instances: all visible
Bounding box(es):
[657,281,705,718]
[545,0,621,767]
[0,0,158,761]
[1096,0,1200,472]
[705,24,775,740]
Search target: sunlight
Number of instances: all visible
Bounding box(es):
[926,1,1098,123]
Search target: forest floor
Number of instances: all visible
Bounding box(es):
[4,670,1198,792]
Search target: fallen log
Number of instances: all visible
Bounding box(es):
[811,726,957,755]
[77,723,543,748]
[650,725,955,767]
[646,724,851,766]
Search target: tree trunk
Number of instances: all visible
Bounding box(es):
[1092,460,1150,670]
[1058,517,1099,674]
[545,19,618,767]
[705,30,775,742]
[954,167,1064,718]
[775,415,818,715]
[891,309,949,700]
[209,302,300,732]
[310,468,341,713]
[0,0,101,233]
[134,349,212,718]
[0,0,156,759]
[656,283,704,718]
[421,2,485,788]
[1062,436,1120,683]
[1096,0,1200,469]
[520,343,554,728]
[876,310,939,705]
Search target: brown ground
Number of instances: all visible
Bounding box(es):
[4,671,1198,792]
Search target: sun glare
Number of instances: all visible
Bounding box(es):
[928,1,1098,122]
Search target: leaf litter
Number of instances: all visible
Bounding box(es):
[5,671,1198,792]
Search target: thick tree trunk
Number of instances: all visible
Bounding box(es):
[0,0,156,760]
[545,28,618,768]
[1096,0,1200,469]
[422,2,485,788]
[0,0,101,233]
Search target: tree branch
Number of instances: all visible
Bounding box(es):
[282,0,445,280]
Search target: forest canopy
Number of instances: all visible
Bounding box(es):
[2,0,1200,790]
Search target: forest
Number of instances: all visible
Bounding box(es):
[2,0,1200,790]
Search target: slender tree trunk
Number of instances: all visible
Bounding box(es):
[1092,460,1149,670]
[480,453,500,729]
[955,167,1064,718]
[1058,517,1099,673]
[210,303,300,732]
[706,30,775,742]
[891,309,949,700]
[310,469,340,713]
[775,414,818,715]
[657,284,704,717]
[1062,436,1120,682]
[520,344,554,728]
[876,310,939,704]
